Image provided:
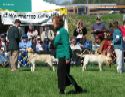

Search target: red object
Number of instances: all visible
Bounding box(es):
[101,40,113,55]
[102,40,112,50]
[119,26,125,37]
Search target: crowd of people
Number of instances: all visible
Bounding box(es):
[0,16,125,72]
[0,19,55,68]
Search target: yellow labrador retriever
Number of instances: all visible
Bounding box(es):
[28,53,57,71]
[79,54,112,71]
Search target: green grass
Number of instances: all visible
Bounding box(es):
[0,65,125,97]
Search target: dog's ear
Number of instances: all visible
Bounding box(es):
[107,53,113,58]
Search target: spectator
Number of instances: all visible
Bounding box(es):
[70,37,81,50]
[81,36,92,50]
[98,37,113,55]
[112,21,124,73]
[70,37,81,65]
[73,20,87,43]
[31,37,37,52]
[18,34,32,68]
[0,37,8,66]
[119,20,125,40]
[92,16,106,42]
[40,26,54,42]
[92,36,101,53]
[108,22,114,40]
[19,34,32,51]
[27,24,38,39]
[35,36,43,54]
[0,34,6,52]
[42,38,50,53]
[119,20,125,49]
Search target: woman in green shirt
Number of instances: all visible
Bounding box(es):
[52,16,84,94]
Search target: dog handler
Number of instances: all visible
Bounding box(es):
[52,16,84,94]
[7,19,21,71]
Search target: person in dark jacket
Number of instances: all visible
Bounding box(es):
[53,16,84,94]
[7,19,21,71]
[73,20,87,43]
[91,16,106,42]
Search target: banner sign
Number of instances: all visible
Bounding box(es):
[1,12,59,25]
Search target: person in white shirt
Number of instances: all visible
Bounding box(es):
[35,36,43,54]
[40,26,54,42]
[0,34,8,66]
[70,37,81,65]
[27,24,38,39]
[70,37,81,50]
[0,35,6,52]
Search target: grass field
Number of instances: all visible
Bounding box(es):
[0,65,125,97]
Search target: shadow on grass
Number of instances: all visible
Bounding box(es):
[66,88,88,94]
[21,68,31,71]
[19,63,56,72]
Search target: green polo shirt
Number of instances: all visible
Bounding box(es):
[54,27,70,60]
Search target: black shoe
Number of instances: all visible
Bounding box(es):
[67,86,87,94]
[59,90,65,94]
[67,90,77,94]
[75,86,86,94]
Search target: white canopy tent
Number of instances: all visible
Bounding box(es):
[0,0,68,30]
[32,0,63,12]
[1,0,67,24]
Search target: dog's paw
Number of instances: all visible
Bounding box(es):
[82,68,85,71]
[99,69,102,71]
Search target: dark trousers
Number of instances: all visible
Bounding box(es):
[57,57,78,90]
